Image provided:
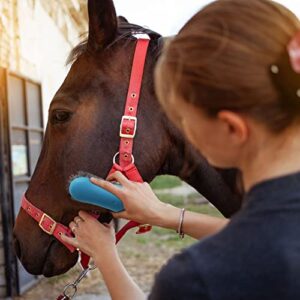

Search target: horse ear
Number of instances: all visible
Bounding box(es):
[87,0,118,51]
[118,16,129,24]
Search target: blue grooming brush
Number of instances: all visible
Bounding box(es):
[69,176,124,212]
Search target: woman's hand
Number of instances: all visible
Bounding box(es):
[61,211,117,260]
[90,172,169,226]
[62,211,146,300]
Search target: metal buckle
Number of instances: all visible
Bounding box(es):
[119,116,137,138]
[39,213,56,235]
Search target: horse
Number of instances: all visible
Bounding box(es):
[13,0,242,277]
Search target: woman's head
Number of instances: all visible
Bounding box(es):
[155,0,300,168]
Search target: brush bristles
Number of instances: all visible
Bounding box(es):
[66,171,103,194]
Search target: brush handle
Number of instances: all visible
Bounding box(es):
[69,177,124,212]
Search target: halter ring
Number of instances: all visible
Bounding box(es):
[113,152,135,164]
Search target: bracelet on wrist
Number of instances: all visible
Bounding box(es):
[176,208,186,239]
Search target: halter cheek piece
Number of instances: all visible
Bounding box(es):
[21,37,152,255]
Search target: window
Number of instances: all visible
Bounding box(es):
[3,72,44,295]
[8,74,43,180]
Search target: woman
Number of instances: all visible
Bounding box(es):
[62,0,300,299]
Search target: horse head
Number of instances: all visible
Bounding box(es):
[12,0,175,277]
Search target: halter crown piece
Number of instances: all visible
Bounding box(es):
[270,30,300,100]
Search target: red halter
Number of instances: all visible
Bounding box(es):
[20,38,152,256]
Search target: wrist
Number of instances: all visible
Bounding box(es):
[93,244,119,266]
[151,202,181,230]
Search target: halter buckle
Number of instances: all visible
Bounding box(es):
[119,116,137,138]
[39,213,56,235]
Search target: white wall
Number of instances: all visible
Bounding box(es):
[114,0,207,36]
[276,0,300,16]
[114,0,300,36]
[17,1,80,122]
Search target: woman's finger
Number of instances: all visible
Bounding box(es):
[61,235,79,248]
[106,171,131,186]
[69,221,78,233]
[74,216,84,225]
[78,210,94,221]
[90,176,124,198]
[112,211,128,220]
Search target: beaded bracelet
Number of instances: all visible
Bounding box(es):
[176,208,186,239]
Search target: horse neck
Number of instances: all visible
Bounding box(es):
[163,127,242,217]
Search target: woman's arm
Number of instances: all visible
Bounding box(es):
[155,204,228,240]
[94,248,145,300]
[91,172,229,240]
[61,211,145,300]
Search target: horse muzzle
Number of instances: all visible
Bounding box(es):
[13,208,78,277]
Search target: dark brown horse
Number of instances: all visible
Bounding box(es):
[13,0,242,277]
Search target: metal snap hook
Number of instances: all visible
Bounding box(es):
[63,283,77,299]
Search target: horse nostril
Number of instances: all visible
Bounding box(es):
[13,236,22,258]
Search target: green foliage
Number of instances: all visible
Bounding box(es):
[156,193,223,218]
[158,194,185,207]
[185,204,224,218]
[150,175,182,190]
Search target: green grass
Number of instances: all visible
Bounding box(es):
[156,193,223,218]
[157,194,185,207]
[150,175,182,190]
[136,225,195,250]
[187,192,203,202]
[185,204,224,218]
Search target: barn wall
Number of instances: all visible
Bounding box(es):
[0,0,87,296]
[0,0,87,120]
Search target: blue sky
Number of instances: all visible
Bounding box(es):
[113,0,300,36]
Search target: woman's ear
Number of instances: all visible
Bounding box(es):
[217,111,249,144]
[87,0,118,52]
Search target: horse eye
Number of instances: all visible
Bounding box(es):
[52,111,72,124]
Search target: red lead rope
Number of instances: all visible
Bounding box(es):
[21,38,152,283]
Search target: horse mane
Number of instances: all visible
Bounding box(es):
[66,21,162,65]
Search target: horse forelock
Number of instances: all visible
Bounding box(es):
[66,22,162,66]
